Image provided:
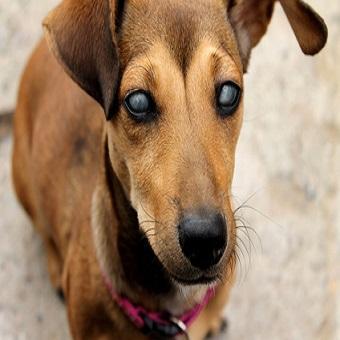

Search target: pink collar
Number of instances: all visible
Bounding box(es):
[102,273,215,338]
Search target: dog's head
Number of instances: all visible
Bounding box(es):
[44,0,327,285]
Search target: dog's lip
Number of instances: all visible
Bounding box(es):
[170,273,218,286]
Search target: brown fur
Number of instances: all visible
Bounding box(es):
[12,0,327,339]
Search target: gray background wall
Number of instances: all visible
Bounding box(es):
[0,0,339,339]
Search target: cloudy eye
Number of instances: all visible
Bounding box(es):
[216,81,241,117]
[124,90,156,122]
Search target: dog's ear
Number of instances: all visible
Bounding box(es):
[228,0,328,71]
[43,0,122,120]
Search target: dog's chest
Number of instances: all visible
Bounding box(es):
[162,284,207,316]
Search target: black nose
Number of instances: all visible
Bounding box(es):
[178,211,227,270]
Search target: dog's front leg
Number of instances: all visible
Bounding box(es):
[63,244,149,340]
[61,242,115,340]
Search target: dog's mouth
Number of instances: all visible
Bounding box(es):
[142,231,222,287]
[148,240,224,287]
[141,229,228,287]
[170,273,219,286]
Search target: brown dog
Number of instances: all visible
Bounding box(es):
[12,0,327,339]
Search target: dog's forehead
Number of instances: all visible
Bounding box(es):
[119,0,239,72]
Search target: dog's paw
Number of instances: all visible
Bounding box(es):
[205,318,228,339]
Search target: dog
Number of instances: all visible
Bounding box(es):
[12,0,327,339]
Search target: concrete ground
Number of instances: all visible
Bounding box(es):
[0,1,339,339]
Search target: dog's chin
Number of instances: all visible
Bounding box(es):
[158,258,222,287]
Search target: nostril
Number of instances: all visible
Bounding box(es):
[178,211,227,270]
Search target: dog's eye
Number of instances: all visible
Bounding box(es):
[124,90,156,122]
[216,82,241,117]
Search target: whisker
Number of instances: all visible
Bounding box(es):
[236,204,284,230]
[232,190,262,215]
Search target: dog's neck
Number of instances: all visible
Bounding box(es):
[91,137,206,314]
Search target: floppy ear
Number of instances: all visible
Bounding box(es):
[43,0,121,120]
[228,0,328,71]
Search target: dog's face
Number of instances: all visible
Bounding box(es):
[106,1,244,283]
[44,0,327,284]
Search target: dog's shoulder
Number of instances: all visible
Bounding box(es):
[14,37,105,252]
